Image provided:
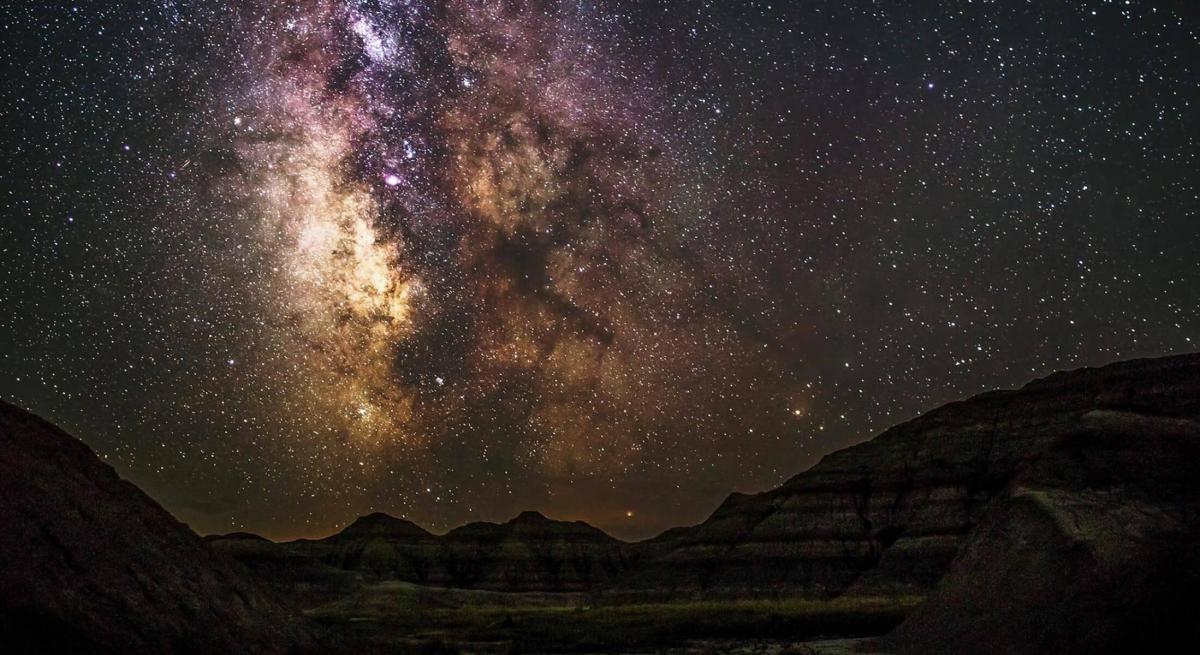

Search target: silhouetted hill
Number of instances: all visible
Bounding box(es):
[0,400,315,655]
[221,508,635,592]
[446,510,616,542]
[329,512,434,542]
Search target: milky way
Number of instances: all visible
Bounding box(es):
[1,1,1197,539]
[200,0,807,522]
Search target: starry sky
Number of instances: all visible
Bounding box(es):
[1,1,1197,541]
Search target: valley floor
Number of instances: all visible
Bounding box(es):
[305,582,918,654]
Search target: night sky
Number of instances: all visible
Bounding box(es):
[1,1,1196,541]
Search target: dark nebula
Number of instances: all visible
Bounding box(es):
[1,1,1197,540]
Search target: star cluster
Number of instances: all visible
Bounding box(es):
[1,1,1196,540]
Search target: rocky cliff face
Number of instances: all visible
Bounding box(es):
[0,400,314,655]
[635,353,1200,597]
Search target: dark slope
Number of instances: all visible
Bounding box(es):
[0,400,314,655]
[886,408,1200,654]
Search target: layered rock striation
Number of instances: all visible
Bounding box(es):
[636,353,1200,596]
